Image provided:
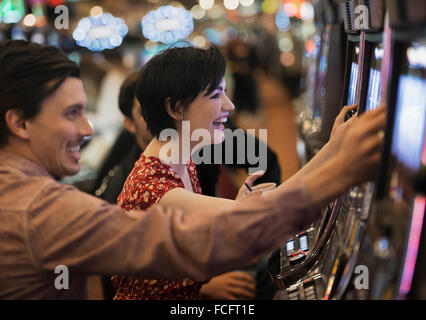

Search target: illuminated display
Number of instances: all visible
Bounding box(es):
[391,42,426,297]
[347,45,360,106]
[286,239,295,253]
[299,235,308,251]
[73,13,128,51]
[0,0,25,24]
[142,5,194,44]
[399,196,426,295]
[348,63,359,106]
[366,45,384,112]
[391,75,426,170]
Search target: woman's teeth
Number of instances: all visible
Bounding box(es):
[213,117,227,126]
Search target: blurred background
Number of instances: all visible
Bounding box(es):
[0,0,317,188]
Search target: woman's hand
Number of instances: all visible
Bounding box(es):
[200,271,256,300]
[302,105,386,211]
[235,170,264,200]
[328,104,358,155]
[335,105,386,184]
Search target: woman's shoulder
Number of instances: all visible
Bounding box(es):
[117,154,183,210]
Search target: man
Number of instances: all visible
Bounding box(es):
[0,40,385,299]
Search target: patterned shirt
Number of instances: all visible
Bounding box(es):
[112,155,204,300]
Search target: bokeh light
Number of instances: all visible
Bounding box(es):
[73,13,128,51]
[142,5,194,44]
[199,0,214,10]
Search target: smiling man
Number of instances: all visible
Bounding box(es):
[0,40,386,299]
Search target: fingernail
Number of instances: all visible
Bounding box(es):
[251,170,264,176]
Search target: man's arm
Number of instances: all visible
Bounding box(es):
[26,177,309,282]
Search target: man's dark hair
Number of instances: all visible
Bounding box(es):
[118,72,139,119]
[0,40,80,146]
[135,46,226,138]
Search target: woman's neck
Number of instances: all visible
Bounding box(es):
[143,137,192,176]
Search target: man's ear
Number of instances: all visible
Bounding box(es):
[123,116,136,134]
[4,109,30,140]
[165,98,184,121]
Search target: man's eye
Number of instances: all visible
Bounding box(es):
[66,109,79,119]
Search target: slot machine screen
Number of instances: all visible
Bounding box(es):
[389,40,426,296]
[306,34,322,117]
[299,235,309,252]
[391,43,426,172]
[286,239,295,255]
[347,44,360,106]
[316,27,331,118]
[366,44,384,112]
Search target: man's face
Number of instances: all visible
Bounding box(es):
[26,77,94,178]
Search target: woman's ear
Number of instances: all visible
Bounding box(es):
[4,109,31,140]
[165,98,184,121]
[123,116,137,135]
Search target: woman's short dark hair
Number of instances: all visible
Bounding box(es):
[118,72,139,119]
[135,46,226,138]
[0,40,80,146]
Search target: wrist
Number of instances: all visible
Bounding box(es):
[304,156,350,209]
[323,139,338,158]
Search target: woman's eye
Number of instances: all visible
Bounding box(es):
[211,93,220,99]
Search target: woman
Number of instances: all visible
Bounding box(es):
[111,46,365,300]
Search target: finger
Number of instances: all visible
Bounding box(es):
[244,170,265,188]
[363,104,386,120]
[231,280,256,293]
[238,189,262,201]
[338,104,358,121]
[341,104,358,115]
[228,271,256,281]
[343,112,358,127]
[361,134,385,156]
[228,286,256,299]
[356,109,386,138]
[221,292,238,300]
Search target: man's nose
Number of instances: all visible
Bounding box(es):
[79,116,95,141]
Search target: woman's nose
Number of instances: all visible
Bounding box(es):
[223,95,235,112]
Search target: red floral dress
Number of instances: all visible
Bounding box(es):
[111,155,203,300]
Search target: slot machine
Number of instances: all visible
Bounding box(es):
[269,0,346,286]
[270,0,388,300]
[299,0,345,160]
[269,0,353,298]
[343,0,426,300]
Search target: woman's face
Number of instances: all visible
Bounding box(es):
[179,78,234,147]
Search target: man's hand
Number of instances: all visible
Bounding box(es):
[200,271,256,300]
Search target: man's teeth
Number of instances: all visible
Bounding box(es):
[67,146,80,153]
